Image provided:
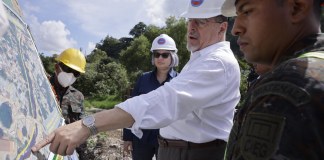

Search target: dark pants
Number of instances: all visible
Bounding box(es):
[157,138,226,160]
[132,138,159,160]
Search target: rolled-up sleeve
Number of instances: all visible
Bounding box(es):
[116,56,230,138]
[117,60,230,137]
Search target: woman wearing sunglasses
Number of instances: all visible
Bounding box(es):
[123,34,179,160]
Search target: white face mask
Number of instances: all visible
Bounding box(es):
[57,71,76,88]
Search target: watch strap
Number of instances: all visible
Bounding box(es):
[89,125,98,136]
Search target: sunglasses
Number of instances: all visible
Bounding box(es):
[153,52,170,59]
[59,63,81,78]
[187,18,224,28]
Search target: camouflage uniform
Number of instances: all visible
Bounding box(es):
[49,75,85,124]
[225,34,324,160]
[49,75,89,159]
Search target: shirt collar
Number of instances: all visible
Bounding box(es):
[168,68,178,78]
[191,41,230,56]
[294,34,324,54]
[279,34,324,63]
[153,67,178,78]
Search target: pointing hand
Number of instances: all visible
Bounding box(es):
[31,120,90,156]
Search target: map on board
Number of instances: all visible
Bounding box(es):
[0,2,77,160]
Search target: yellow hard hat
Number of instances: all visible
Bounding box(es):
[55,48,86,73]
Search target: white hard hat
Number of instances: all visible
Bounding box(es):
[150,34,178,52]
[181,0,226,18]
[221,0,236,17]
[151,34,179,67]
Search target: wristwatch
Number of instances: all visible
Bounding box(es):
[82,115,98,136]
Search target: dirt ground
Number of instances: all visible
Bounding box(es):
[79,108,132,160]
[77,108,158,160]
[78,129,132,160]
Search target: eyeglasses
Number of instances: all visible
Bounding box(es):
[59,63,81,78]
[153,52,170,59]
[187,18,224,28]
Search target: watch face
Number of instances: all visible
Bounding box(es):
[83,116,95,126]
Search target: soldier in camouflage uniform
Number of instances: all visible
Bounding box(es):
[49,76,85,124]
[50,48,86,124]
[221,0,324,159]
[49,48,88,159]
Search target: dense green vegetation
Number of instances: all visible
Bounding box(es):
[39,17,259,109]
[84,95,121,109]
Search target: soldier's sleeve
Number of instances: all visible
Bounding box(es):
[78,94,85,119]
[69,90,85,119]
[236,81,323,159]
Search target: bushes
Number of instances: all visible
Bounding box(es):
[84,95,122,110]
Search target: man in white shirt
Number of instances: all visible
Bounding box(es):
[32,0,240,159]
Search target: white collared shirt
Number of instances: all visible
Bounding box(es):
[116,41,240,143]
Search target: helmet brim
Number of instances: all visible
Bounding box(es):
[221,0,237,17]
[181,8,223,19]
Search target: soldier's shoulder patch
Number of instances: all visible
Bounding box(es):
[252,81,310,107]
[240,112,286,160]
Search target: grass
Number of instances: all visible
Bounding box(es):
[84,95,122,110]
[86,132,109,149]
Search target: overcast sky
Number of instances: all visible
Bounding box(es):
[17,0,188,56]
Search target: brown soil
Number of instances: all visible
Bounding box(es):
[78,129,132,160]
[79,108,132,160]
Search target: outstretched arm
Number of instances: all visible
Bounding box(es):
[31,107,134,156]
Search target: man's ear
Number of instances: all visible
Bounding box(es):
[289,0,312,23]
[219,22,228,34]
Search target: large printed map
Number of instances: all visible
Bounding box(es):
[0,2,68,160]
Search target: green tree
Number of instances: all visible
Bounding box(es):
[74,49,129,98]
[120,35,152,74]
[73,63,98,97]
[95,36,132,59]
[95,62,129,98]
[39,53,56,75]
[87,49,107,63]
[143,25,164,43]
[165,17,189,71]
[129,22,147,38]
[119,37,133,53]
[119,35,152,84]
[73,50,106,96]
[237,58,250,103]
